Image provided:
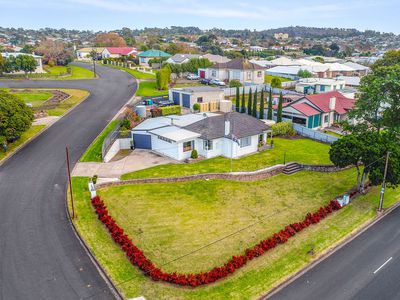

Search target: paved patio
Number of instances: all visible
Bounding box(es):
[72,149,176,178]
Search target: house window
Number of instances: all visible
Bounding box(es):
[246,72,252,80]
[257,71,263,77]
[197,97,203,103]
[211,70,217,77]
[320,85,326,92]
[324,115,329,123]
[204,140,213,150]
[183,141,193,152]
[240,136,251,148]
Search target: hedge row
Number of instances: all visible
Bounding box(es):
[160,105,181,116]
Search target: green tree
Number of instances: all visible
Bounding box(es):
[15,55,37,78]
[0,55,5,76]
[271,77,282,89]
[297,69,313,78]
[0,90,34,146]
[267,88,273,120]
[241,87,246,113]
[156,68,171,90]
[277,92,283,122]
[247,88,252,115]
[259,89,265,119]
[252,89,258,117]
[235,86,240,112]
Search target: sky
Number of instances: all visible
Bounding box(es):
[0,0,399,34]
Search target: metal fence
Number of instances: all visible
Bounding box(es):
[293,124,339,144]
[101,123,122,161]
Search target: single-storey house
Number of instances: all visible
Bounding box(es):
[169,86,225,111]
[202,54,231,64]
[198,59,265,84]
[274,91,355,129]
[295,78,346,94]
[342,61,370,76]
[137,49,171,66]
[101,47,137,59]
[166,53,201,64]
[76,47,104,60]
[1,52,44,73]
[131,112,271,161]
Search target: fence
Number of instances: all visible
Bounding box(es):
[293,124,338,144]
[223,84,303,97]
[101,123,122,161]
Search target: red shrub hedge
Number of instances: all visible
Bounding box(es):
[91,196,343,287]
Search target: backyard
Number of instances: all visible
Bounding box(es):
[121,137,331,180]
[264,74,292,84]
[70,172,400,299]
[136,81,168,97]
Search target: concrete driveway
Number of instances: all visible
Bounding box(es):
[72,149,176,178]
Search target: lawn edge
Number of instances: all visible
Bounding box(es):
[261,199,400,299]
[0,89,90,168]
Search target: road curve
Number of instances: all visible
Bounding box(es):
[267,205,400,300]
[0,63,137,300]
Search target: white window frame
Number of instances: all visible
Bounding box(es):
[203,140,213,151]
[257,71,262,77]
[240,136,251,148]
[183,140,194,152]
[246,71,252,80]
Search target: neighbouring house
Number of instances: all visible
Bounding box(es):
[76,47,104,60]
[166,53,201,64]
[198,59,265,84]
[131,112,271,161]
[342,61,370,76]
[295,78,346,94]
[101,47,138,59]
[274,91,355,129]
[202,54,231,64]
[137,49,171,66]
[1,52,44,73]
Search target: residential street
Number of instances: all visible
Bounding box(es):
[0,63,137,300]
[268,205,400,300]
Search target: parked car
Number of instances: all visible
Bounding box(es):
[157,99,175,107]
[187,73,200,80]
[210,79,226,86]
[200,78,211,85]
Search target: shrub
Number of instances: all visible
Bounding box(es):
[229,80,242,88]
[160,105,181,116]
[120,118,131,130]
[92,175,98,184]
[193,103,200,111]
[191,149,198,159]
[271,77,282,88]
[47,59,56,67]
[272,121,296,136]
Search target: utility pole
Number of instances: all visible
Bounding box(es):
[66,146,75,219]
[92,47,96,78]
[378,152,391,212]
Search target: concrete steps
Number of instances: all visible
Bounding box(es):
[283,162,302,175]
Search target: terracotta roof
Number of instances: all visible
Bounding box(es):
[211,59,265,70]
[106,47,137,56]
[291,103,320,116]
[305,91,355,115]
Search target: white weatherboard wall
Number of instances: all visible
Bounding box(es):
[150,134,179,160]
[103,138,132,162]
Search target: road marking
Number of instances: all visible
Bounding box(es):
[373,257,393,274]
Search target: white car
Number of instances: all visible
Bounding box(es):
[210,79,226,86]
[187,73,200,80]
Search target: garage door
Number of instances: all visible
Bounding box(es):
[172,92,180,105]
[182,94,191,108]
[133,134,152,149]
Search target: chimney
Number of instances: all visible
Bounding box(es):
[329,97,336,111]
[224,120,231,136]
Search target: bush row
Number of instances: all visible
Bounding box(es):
[91,195,343,287]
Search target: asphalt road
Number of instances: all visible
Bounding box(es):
[0,63,137,300]
[268,205,400,300]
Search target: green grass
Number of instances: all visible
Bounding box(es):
[46,89,90,116]
[80,119,120,162]
[136,81,168,97]
[264,74,292,84]
[102,64,156,80]
[0,125,45,162]
[121,137,331,180]
[324,131,342,138]
[70,173,400,299]
[8,90,52,107]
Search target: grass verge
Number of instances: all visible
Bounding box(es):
[121,137,331,180]
[0,125,45,162]
[101,64,156,80]
[69,174,400,299]
[136,81,168,97]
[80,119,121,162]
[46,89,90,116]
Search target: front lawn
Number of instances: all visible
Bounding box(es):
[8,89,52,107]
[46,89,89,116]
[0,125,45,162]
[122,137,331,180]
[80,119,120,162]
[136,81,168,97]
[70,173,400,299]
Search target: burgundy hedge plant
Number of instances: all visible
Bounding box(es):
[91,196,343,287]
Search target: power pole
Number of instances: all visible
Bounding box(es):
[66,146,75,219]
[378,152,390,212]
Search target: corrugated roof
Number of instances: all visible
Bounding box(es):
[211,59,265,70]
[305,91,355,115]
[150,126,201,142]
[291,103,320,116]
[106,47,137,55]
[137,49,171,58]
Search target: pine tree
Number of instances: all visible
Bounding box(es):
[252,89,258,117]
[277,92,283,123]
[235,86,240,112]
[247,88,252,115]
[241,87,246,113]
[259,89,265,119]
[267,88,273,120]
